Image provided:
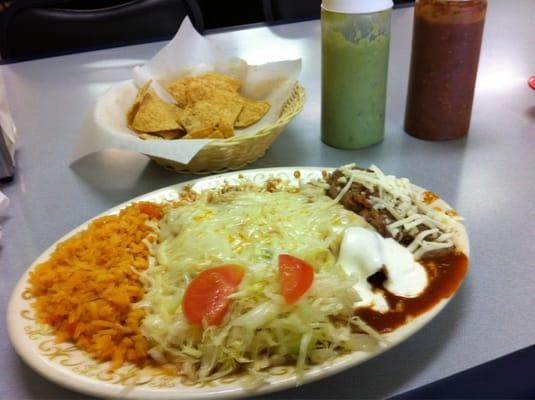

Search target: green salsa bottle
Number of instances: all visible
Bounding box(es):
[321,0,393,149]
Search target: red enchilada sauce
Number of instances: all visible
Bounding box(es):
[355,251,468,333]
[404,0,487,140]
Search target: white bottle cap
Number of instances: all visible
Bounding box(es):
[322,0,393,14]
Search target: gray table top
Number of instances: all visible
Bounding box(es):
[1,1,534,399]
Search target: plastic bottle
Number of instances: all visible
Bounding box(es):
[321,0,393,149]
[404,0,487,140]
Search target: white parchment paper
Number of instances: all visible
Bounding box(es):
[72,18,301,165]
[0,69,17,163]
[0,190,8,241]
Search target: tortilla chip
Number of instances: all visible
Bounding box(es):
[128,72,271,141]
[131,91,184,133]
[182,128,225,139]
[206,129,225,139]
[200,72,241,92]
[137,132,163,141]
[166,80,188,108]
[127,81,152,129]
[221,110,242,138]
[136,128,184,141]
[185,80,217,104]
[194,99,243,138]
[182,128,214,139]
[183,125,214,139]
[178,105,215,138]
[235,100,271,128]
[169,73,242,107]
[153,130,184,140]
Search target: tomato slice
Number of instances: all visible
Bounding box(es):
[182,265,245,326]
[278,254,314,304]
[138,203,164,220]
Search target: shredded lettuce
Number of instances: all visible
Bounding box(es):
[137,180,380,383]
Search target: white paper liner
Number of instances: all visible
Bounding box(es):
[0,70,17,163]
[0,190,8,241]
[72,17,301,165]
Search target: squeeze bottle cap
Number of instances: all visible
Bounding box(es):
[322,0,393,14]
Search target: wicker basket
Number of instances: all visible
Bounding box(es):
[151,84,306,174]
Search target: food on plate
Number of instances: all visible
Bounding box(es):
[29,203,162,369]
[182,264,245,326]
[139,180,374,381]
[327,165,461,258]
[326,164,468,331]
[27,165,468,384]
[126,72,271,141]
[278,254,315,304]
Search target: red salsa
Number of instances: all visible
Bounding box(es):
[355,251,468,333]
[404,0,487,140]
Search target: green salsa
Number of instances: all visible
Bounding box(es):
[321,9,391,149]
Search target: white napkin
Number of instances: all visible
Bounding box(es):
[0,69,17,164]
[72,17,301,165]
[0,191,8,241]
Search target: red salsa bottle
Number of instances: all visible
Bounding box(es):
[404,0,487,140]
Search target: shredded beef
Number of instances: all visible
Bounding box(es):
[327,170,394,237]
[327,169,455,257]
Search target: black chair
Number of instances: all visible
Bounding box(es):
[195,0,264,30]
[263,0,414,22]
[263,0,320,23]
[0,0,204,60]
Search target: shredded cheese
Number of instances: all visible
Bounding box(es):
[338,164,463,258]
[137,180,375,381]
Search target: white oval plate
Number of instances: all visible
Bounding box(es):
[7,167,469,400]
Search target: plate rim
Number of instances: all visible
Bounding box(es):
[7,166,469,399]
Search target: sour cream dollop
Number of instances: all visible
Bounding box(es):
[338,227,428,312]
